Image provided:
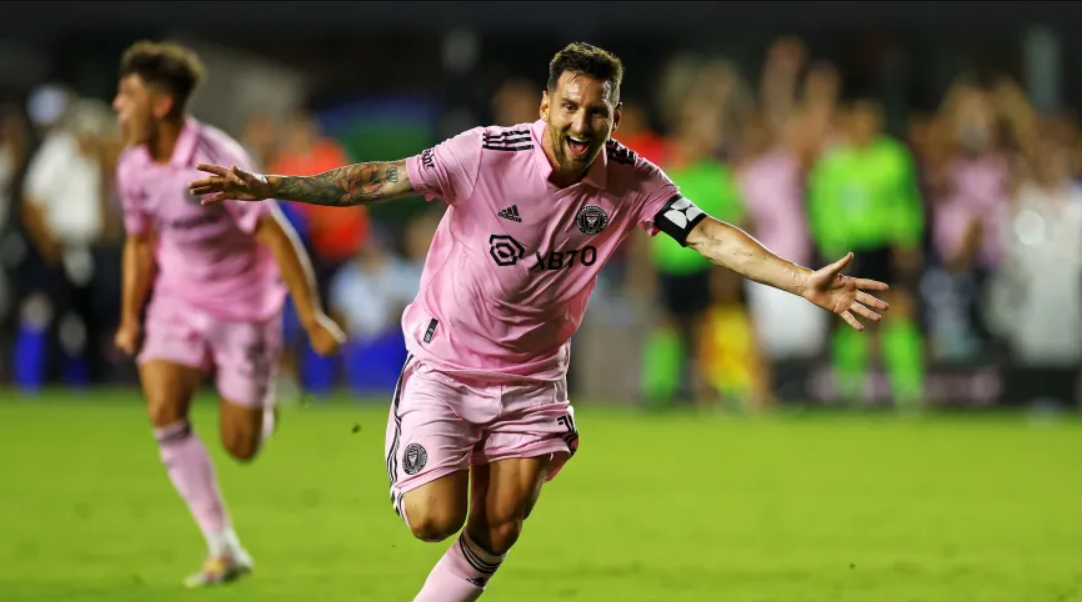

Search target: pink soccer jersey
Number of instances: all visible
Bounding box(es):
[402,119,706,382]
[117,117,286,323]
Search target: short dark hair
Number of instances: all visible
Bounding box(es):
[547,42,624,103]
[120,41,205,118]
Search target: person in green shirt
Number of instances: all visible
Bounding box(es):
[641,109,746,406]
[807,96,925,408]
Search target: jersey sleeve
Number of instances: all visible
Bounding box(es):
[405,127,484,205]
[116,153,151,236]
[635,162,708,247]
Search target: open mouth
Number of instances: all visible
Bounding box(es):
[566,136,591,158]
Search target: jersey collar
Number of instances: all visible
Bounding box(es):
[171,116,201,168]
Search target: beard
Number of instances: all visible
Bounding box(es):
[553,130,603,173]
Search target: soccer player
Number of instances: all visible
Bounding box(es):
[111,41,345,587]
[190,42,888,601]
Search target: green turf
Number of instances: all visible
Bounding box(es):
[2,391,1081,601]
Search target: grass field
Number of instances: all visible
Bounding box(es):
[2,391,1081,602]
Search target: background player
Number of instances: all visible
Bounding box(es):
[190,42,888,601]
[111,41,345,588]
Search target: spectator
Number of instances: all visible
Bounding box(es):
[270,110,369,395]
[923,81,1013,364]
[807,95,925,407]
[640,98,744,406]
[737,110,827,396]
[990,125,1082,405]
[20,98,115,385]
[271,110,370,281]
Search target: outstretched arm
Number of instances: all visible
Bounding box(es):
[271,160,414,206]
[189,160,416,207]
[685,216,890,331]
[687,216,809,296]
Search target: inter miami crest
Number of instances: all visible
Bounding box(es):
[576,205,609,235]
[402,443,428,476]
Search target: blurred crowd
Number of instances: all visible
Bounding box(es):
[0,36,1079,409]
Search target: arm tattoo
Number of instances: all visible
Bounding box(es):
[272,160,411,206]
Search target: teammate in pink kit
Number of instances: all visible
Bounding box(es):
[191,43,889,600]
[112,41,345,588]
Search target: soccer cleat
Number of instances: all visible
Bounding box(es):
[183,549,254,588]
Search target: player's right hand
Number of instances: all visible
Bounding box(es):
[305,313,346,357]
[189,163,274,205]
[115,320,141,357]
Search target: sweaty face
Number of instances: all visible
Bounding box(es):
[541,72,620,176]
[112,74,164,146]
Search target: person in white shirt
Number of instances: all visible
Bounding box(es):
[20,98,115,383]
[988,133,1082,406]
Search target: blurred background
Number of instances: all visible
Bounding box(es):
[0,0,1080,413]
[4,4,1082,602]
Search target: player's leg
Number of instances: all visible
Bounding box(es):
[411,379,578,601]
[411,456,553,602]
[832,250,881,403]
[881,247,925,409]
[388,357,479,541]
[212,311,284,462]
[140,359,244,587]
[140,298,253,588]
[180,312,284,586]
[685,270,721,407]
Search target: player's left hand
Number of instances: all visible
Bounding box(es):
[189,163,274,204]
[305,313,346,356]
[803,252,890,331]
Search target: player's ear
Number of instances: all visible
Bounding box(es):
[540,90,550,121]
[612,101,623,133]
[151,93,174,121]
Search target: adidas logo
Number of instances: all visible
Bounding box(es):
[497,205,522,222]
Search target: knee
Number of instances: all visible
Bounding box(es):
[471,518,522,556]
[221,429,260,462]
[469,499,534,556]
[408,505,466,543]
[146,398,184,429]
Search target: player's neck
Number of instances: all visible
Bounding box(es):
[148,117,185,164]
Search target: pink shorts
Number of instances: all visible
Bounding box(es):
[138,296,283,408]
[385,355,579,517]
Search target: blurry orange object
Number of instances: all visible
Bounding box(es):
[271,139,370,263]
[615,131,668,167]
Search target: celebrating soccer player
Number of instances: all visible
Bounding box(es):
[190,42,888,601]
[112,41,345,587]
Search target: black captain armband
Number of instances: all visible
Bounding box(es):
[651,194,707,247]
